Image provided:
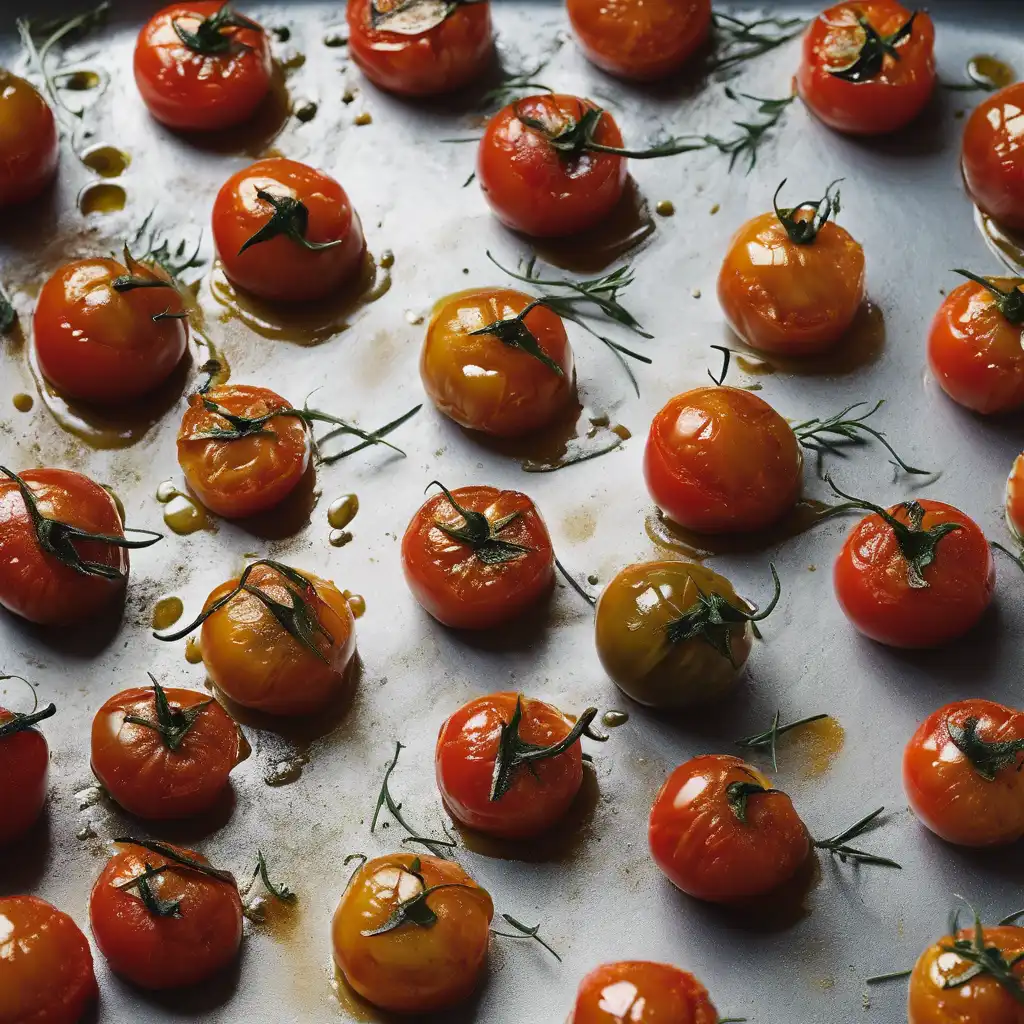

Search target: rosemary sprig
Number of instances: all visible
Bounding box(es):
[241,850,296,920]
[947,715,1024,782]
[866,968,912,985]
[427,482,531,566]
[709,12,807,73]
[704,89,796,172]
[735,711,830,772]
[0,702,57,741]
[554,558,597,608]
[371,742,454,858]
[238,190,344,255]
[952,269,1024,324]
[491,913,561,961]
[813,807,901,869]
[173,3,261,56]
[827,11,919,83]
[940,901,1024,1002]
[121,674,212,752]
[130,213,206,284]
[773,178,843,245]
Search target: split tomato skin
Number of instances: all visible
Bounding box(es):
[421,288,574,437]
[1008,453,1024,542]
[478,94,628,238]
[0,895,97,1024]
[833,500,995,648]
[177,384,311,517]
[346,0,493,97]
[0,70,59,207]
[0,707,50,847]
[569,961,719,1024]
[797,1,936,135]
[644,387,803,533]
[134,1,272,131]
[962,82,1024,231]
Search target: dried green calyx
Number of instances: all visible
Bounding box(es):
[773,178,842,245]
[238,190,345,255]
[953,269,1024,325]
[173,3,262,55]
[370,0,483,35]
[0,702,56,741]
[940,903,1024,1001]
[427,482,531,566]
[360,857,473,936]
[470,300,565,377]
[121,674,212,752]
[826,10,919,83]
[726,779,775,823]
[947,715,1024,782]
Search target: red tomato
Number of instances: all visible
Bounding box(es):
[0,70,59,207]
[569,961,719,1024]
[833,498,995,648]
[797,1,936,135]
[643,387,803,533]
[478,94,628,238]
[0,896,97,1024]
[649,754,810,902]
[134,2,272,131]
[346,0,493,97]
[401,484,555,629]
[90,841,243,989]
[0,703,51,846]
[962,82,1024,231]
[212,157,366,303]
[1008,453,1024,542]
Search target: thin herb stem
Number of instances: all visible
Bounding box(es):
[555,558,596,608]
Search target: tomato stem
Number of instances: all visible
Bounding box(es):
[772,177,843,245]
[426,481,532,566]
[172,3,261,56]
[952,269,1024,324]
[0,702,56,741]
[238,189,345,255]
[826,11,919,83]
[941,900,1024,1002]
[946,715,1024,782]
[121,674,213,752]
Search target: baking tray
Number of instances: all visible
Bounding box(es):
[1,2,1022,1022]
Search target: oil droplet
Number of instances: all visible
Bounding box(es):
[655,200,675,217]
[329,529,353,547]
[185,637,203,664]
[75,786,102,810]
[12,392,33,411]
[328,494,360,530]
[602,710,629,728]
[264,753,309,786]
[378,249,395,269]
[587,573,599,586]
[975,206,1024,275]
[80,144,130,178]
[710,203,721,215]
[61,69,100,90]
[78,181,126,215]
[155,479,177,503]
[151,596,184,631]
[354,112,373,126]
[785,716,846,779]
[967,54,1014,91]
[156,481,212,535]
[344,592,366,618]
[280,49,306,70]
[293,100,317,122]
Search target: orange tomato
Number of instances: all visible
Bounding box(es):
[0,70,59,207]
[0,703,52,846]
[1007,453,1024,542]
[962,82,1024,231]
[569,961,719,1024]
[212,157,366,303]
[332,853,493,1013]
[797,1,935,135]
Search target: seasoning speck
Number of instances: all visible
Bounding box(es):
[76,823,97,841]
[324,29,348,47]
[655,200,675,217]
[354,112,373,126]
[342,89,356,104]
[379,249,395,269]
[405,310,424,325]
[691,287,702,299]
[272,26,291,41]
[294,100,318,122]
[710,203,721,215]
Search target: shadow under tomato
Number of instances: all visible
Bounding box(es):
[917,823,1024,890]
[115,954,241,1016]
[448,586,555,654]
[121,784,238,846]
[236,462,320,541]
[333,964,487,1024]
[0,808,52,895]
[837,87,949,159]
[0,177,62,256]
[19,587,127,657]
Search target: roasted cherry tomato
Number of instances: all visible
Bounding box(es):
[0,70,59,207]
[332,853,493,1013]
[91,680,245,820]
[401,483,555,629]
[962,81,1024,231]
[717,180,865,355]
[903,698,1024,847]
[212,157,366,303]
[346,0,493,97]
[0,700,54,846]
[134,2,272,131]
[34,252,188,404]
[797,1,936,136]
[569,961,719,1024]
[89,840,243,989]
[421,288,574,437]
[928,273,1024,414]
[1008,453,1024,542]
[0,895,97,1024]
[832,492,994,648]
[648,754,810,902]
[478,94,628,238]
[644,387,803,533]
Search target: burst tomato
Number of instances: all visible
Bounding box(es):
[0,70,59,207]
[212,157,366,303]
[962,82,1024,231]
[332,853,493,1013]
[569,961,719,1024]
[1008,453,1024,542]
[0,702,53,846]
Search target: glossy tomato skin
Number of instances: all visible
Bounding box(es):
[833,500,995,648]
[903,699,1024,847]
[478,94,628,238]
[134,2,272,131]
[0,895,97,1024]
[1008,453,1024,542]
[177,384,311,517]
[34,257,188,404]
[928,278,1024,414]
[401,485,555,629]
[570,961,719,1024]
[644,387,803,533]
[421,288,574,437]
[908,925,1024,1024]
[436,691,583,838]
[0,70,59,207]
[0,468,129,625]
[346,0,493,97]
[0,708,49,847]
[201,564,356,715]
[797,1,936,135]
[89,842,243,989]
[717,211,865,354]
[962,82,1024,231]
[648,754,810,902]
[332,853,493,1013]
[212,157,366,303]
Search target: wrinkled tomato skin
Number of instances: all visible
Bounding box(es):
[833,499,995,648]
[421,288,574,437]
[0,896,97,1024]
[0,70,59,207]
[797,1,935,135]
[332,853,493,1014]
[903,699,1024,847]
[644,387,803,533]
[928,278,1024,414]
[435,691,583,839]
[212,157,366,303]
[566,0,711,81]
[89,842,243,990]
[570,961,719,1024]
[178,384,311,517]
[0,468,128,626]
[962,82,1024,231]
[91,686,244,820]
[1008,453,1024,542]
[648,754,810,903]
[401,485,555,629]
[908,925,1024,1024]
[717,211,865,354]
[478,94,628,238]
[134,2,272,131]
[346,0,493,97]
[0,708,49,847]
